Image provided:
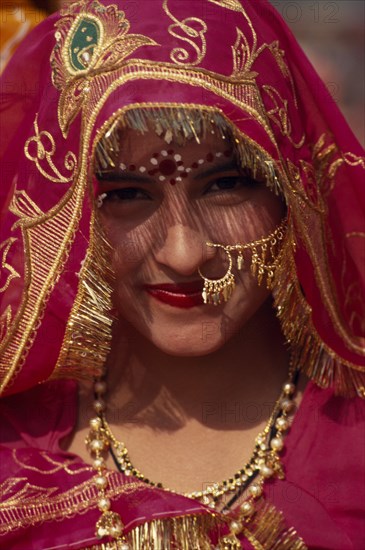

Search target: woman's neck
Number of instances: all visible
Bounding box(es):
[105,300,290,431]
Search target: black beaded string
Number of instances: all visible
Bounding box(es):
[221,369,300,512]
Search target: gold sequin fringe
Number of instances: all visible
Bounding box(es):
[240,498,307,550]
[53,215,114,380]
[273,230,365,399]
[82,513,218,550]
[94,105,284,196]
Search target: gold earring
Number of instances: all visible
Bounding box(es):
[198,218,288,305]
[198,244,236,305]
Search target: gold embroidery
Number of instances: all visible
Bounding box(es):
[24,116,77,183]
[9,189,44,228]
[0,473,142,534]
[12,449,91,476]
[0,306,12,343]
[240,499,307,550]
[0,238,20,293]
[342,233,365,337]
[53,213,114,381]
[231,28,258,79]
[207,0,243,11]
[51,0,158,136]
[0,163,85,394]
[163,0,207,66]
[262,85,305,148]
[329,151,365,179]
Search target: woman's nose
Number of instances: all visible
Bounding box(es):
[154,224,215,277]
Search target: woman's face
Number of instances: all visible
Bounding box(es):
[96,125,285,356]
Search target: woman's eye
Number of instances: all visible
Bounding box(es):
[206,175,258,193]
[104,187,151,202]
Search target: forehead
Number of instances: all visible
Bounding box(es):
[116,126,233,162]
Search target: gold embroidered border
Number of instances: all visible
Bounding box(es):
[0,178,84,394]
[0,473,142,535]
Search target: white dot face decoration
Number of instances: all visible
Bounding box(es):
[118,148,234,185]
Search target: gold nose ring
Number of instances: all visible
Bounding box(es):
[198,244,236,305]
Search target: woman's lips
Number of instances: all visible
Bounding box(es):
[143,282,204,308]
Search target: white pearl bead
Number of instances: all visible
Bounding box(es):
[240,501,254,516]
[93,457,105,469]
[98,497,111,511]
[121,544,130,550]
[90,439,104,452]
[94,399,106,413]
[249,483,262,497]
[281,398,294,413]
[270,437,284,451]
[275,417,289,430]
[260,464,274,478]
[230,520,241,533]
[90,417,102,430]
[94,380,107,394]
[283,382,295,395]
[95,475,108,489]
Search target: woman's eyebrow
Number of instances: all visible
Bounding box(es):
[95,171,154,183]
[193,161,239,180]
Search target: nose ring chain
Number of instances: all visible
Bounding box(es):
[198,218,288,306]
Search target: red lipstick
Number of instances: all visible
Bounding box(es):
[144,282,204,308]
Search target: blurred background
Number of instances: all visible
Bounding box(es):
[269,0,364,145]
[1,0,364,144]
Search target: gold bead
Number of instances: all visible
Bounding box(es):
[98,497,111,512]
[90,439,104,452]
[95,475,108,489]
[230,520,242,534]
[90,417,102,430]
[281,397,294,413]
[283,382,296,395]
[94,399,106,413]
[94,380,107,395]
[248,483,262,498]
[275,417,289,431]
[270,436,284,451]
[240,501,255,517]
[260,464,274,478]
[93,457,105,469]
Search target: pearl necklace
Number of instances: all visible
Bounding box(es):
[86,371,298,545]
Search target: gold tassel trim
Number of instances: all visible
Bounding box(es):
[240,499,307,550]
[82,513,218,550]
[94,105,284,196]
[272,225,365,399]
[52,214,114,380]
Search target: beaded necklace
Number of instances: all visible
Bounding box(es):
[85,366,298,545]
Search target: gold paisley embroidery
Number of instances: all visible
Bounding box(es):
[163,0,207,66]
[0,238,20,293]
[51,0,158,136]
[24,116,77,183]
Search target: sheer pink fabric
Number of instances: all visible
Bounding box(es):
[0,0,364,547]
